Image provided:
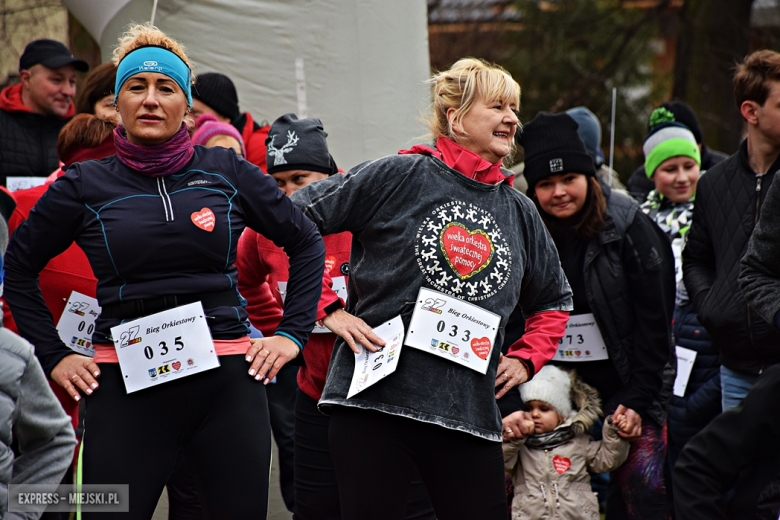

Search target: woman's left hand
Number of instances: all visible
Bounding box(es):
[495,354,529,398]
[245,336,300,384]
[613,404,642,439]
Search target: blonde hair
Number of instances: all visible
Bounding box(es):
[112,23,192,73]
[424,58,521,143]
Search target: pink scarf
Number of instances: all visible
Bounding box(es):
[399,136,513,186]
[114,123,194,177]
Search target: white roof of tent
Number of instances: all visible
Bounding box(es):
[63,0,431,172]
[62,0,131,42]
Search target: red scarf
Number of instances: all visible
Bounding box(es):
[399,136,513,187]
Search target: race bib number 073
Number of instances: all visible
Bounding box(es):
[110,302,220,393]
[552,313,609,362]
[405,287,500,374]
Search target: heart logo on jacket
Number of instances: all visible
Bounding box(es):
[191,208,215,232]
[470,337,491,360]
[439,222,494,279]
[325,256,337,273]
[553,456,571,474]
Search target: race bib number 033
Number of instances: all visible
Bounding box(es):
[405,287,500,374]
[56,291,100,357]
[110,302,220,393]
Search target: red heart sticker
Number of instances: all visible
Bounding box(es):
[470,337,491,360]
[575,350,581,357]
[172,361,182,371]
[451,346,460,355]
[553,456,571,474]
[440,223,494,279]
[325,256,337,273]
[191,208,215,232]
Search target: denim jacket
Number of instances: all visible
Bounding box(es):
[292,153,572,441]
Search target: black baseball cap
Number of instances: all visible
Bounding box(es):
[19,39,89,73]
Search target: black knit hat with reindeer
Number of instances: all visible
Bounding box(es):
[265,113,338,175]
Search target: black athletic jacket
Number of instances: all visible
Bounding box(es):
[4,146,325,376]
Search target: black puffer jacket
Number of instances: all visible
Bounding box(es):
[682,140,780,375]
[579,182,676,426]
[0,108,66,186]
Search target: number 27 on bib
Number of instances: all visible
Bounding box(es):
[405,287,500,374]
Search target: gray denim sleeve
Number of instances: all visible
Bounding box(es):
[290,156,413,235]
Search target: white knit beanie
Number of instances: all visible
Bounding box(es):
[519,365,573,418]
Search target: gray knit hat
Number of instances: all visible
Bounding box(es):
[265,113,338,175]
[519,365,573,418]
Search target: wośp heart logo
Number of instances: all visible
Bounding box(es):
[470,337,491,360]
[414,201,512,302]
[553,455,571,474]
[191,208,215,232]
[439,222,494,279]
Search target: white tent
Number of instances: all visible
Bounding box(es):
[62,0,431,170]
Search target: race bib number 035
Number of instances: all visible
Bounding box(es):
[405,287,500,374]
[110,302,220,393]
[56,291,100,357]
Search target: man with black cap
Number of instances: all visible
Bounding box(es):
[0,39,88,190]
[191,72,271,172]
[626,101,728,201]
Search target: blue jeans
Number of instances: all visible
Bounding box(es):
[720,365,760,411]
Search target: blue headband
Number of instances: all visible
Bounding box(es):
[114,46,192,108]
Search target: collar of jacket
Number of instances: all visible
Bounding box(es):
[738,138,780,176]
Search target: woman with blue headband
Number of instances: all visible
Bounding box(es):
[4,24,326,518]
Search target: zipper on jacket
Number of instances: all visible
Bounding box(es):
[157,177,175,222]
[747,173,766,352]
[544,450,552,514]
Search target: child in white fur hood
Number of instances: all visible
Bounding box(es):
[503,365,631,520]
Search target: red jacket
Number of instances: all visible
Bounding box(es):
[237,229,352,400]
[4,176,97,334]
[238,112,270,173]
[3,175,97,432]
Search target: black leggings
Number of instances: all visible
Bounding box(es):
[294,390,435,520]
[328,405,508,520]
[81,357,272,519]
